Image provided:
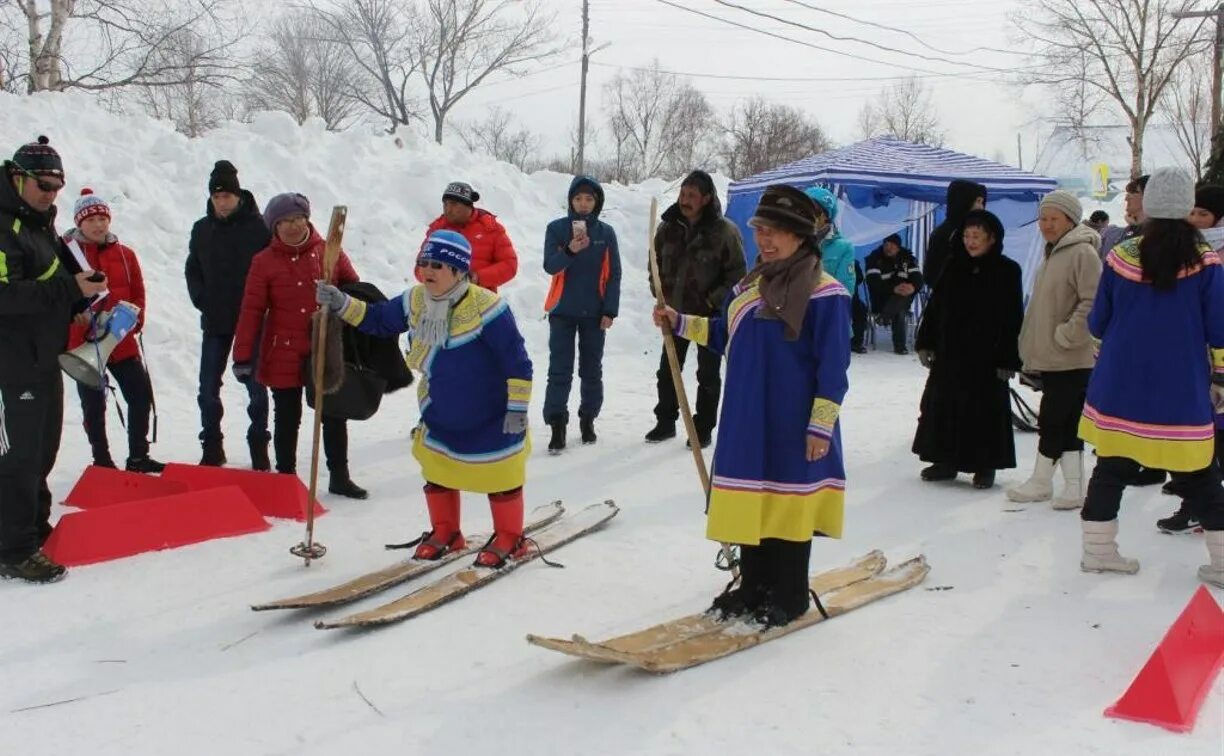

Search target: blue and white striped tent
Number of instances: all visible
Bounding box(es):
[725,137,1059,297]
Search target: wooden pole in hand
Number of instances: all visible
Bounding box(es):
[292,205,347,566]
[647,198,739,577]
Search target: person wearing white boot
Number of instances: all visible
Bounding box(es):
[1011,190,1101,509]
[1078,167,1224,582]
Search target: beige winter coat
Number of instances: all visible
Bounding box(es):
[1018,223,1102,372]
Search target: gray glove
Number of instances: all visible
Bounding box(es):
[917,349,934,369]
[996,369,1015,382]
[315,281,350,313]
[503,410,528,435]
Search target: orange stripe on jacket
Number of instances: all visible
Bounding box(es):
[544,249,611,313]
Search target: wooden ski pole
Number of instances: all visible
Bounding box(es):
[647,198,739,577]
[292,205,347,566]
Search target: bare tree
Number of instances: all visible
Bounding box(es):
[312,0,423,133]
[1164,52,1211,180]
[1013,0,1210,177]
[416,0,562,144]
[9,0,245,93]
[721,97,831,179]
[136,27,230,136]
[246,11,360,130]
[603,60,716,182]
[856,76,944,147]
[454,105,540,171]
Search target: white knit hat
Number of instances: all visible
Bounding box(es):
[73,188,110,225]
[1143,167,1195,220]
[1039,190,1082,224]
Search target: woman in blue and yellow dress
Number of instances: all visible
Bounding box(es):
[316,230,533,568]
[655,184,850,627]
[1077,167,1224,586]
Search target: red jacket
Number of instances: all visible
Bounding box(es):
[233,226,359,389]
[418,209,518,290]
[64,231,145,364]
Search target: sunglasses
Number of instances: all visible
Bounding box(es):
[18,168,63,193]
[416,260,447,270]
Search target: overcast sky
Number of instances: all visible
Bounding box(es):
[453,0,1047,168]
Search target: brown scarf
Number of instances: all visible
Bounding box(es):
[744,243,822,341]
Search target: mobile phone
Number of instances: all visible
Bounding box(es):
[571,220,587,237]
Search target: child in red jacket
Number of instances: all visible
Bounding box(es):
[65,189,163,473]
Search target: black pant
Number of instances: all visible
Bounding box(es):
[850,297,868,351]
[1085,456,1224,529]
[876,294,914,351]
[77,356,153,462]
[1036,369,1091,459]
[654,337,722,434]
[198,333,269,445]
[271,387,349,476]
[740,538,812,609]
[544,315,605,424]
[0,376,63,563]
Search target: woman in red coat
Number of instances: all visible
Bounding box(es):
[231,193,366,499]
[65,189,163,473]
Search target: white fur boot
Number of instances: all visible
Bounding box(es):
[1006,454,1057,503]
[1081,520,1140,574]
[1198,531,1224,588]
[1052,451,1085,510]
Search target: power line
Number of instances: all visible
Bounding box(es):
[651,0,1018,81]
[778,0,1027,57]
[708,0,1023,75]
[589,60,1004,84]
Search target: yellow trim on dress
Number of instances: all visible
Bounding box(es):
[706,487,844,544]
[1079,416,1214,472]
[676,314,710,346]
[411,427,530,493]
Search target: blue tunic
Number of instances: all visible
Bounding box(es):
[340,285,533,492]
[675,272,851,544]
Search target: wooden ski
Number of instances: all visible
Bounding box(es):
[251,502,563,611]
[315,501,619,630]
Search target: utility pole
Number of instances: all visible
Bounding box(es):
[1016,133,1023,170]
[1175,4,1224,155]
[576,0,590,176]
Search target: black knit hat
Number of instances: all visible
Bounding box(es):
[681,170,716,197]
[11,135,63,179]
[209,160,240,195]
[442,181,480,206]
[1195,184,1224,224]
[749,184,819,237]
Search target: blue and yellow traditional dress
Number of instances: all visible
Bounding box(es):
[673,272,851,544]
[339,285,532,492]
[1079,238,1224,471]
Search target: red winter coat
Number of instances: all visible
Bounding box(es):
[417,209,518,290]
[64,230,146,364]
[232,226,359,389]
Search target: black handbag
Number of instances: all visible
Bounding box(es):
[305,357,387,421]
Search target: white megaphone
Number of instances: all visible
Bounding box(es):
[59,301,142,389]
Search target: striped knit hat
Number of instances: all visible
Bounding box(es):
[74,188,110,225]
[418,229,472,273]
[11,135,64,179]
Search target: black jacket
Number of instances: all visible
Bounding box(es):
[864,246,923,312]
[651,198,746,316]
[185,190,272,335]
[0,167,86,384]
[923,180,987,289]
[341,282,413,394]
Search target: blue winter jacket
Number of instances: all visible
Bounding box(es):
[543,176,622,319]
[821,231,858,298]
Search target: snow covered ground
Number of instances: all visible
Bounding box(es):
[0,93,1220,755]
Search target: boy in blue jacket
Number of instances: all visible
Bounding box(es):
[542,176,622,453]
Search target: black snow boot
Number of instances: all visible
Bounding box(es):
[1132,467,1167,487]
[548,421,567,454]
[644,420,676,444]
[125,456,166,475]
[920,464,957,482]
[249,434,271,472]
[972,470,996,489]
[709,544,767,620]
[328,469,369,500]
[200,438,226,467]
[686,428,712,449]
[0,551,66,583]
[579,415,597,445]
[754,539,812,629]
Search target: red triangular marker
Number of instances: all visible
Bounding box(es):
[63,465,189,509]
[1105,586,1224,732]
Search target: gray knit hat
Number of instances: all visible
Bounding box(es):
[1143,167,1195,220]
[1039,190,1082,224]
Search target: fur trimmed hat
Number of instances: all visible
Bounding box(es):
[750,184,819,237]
